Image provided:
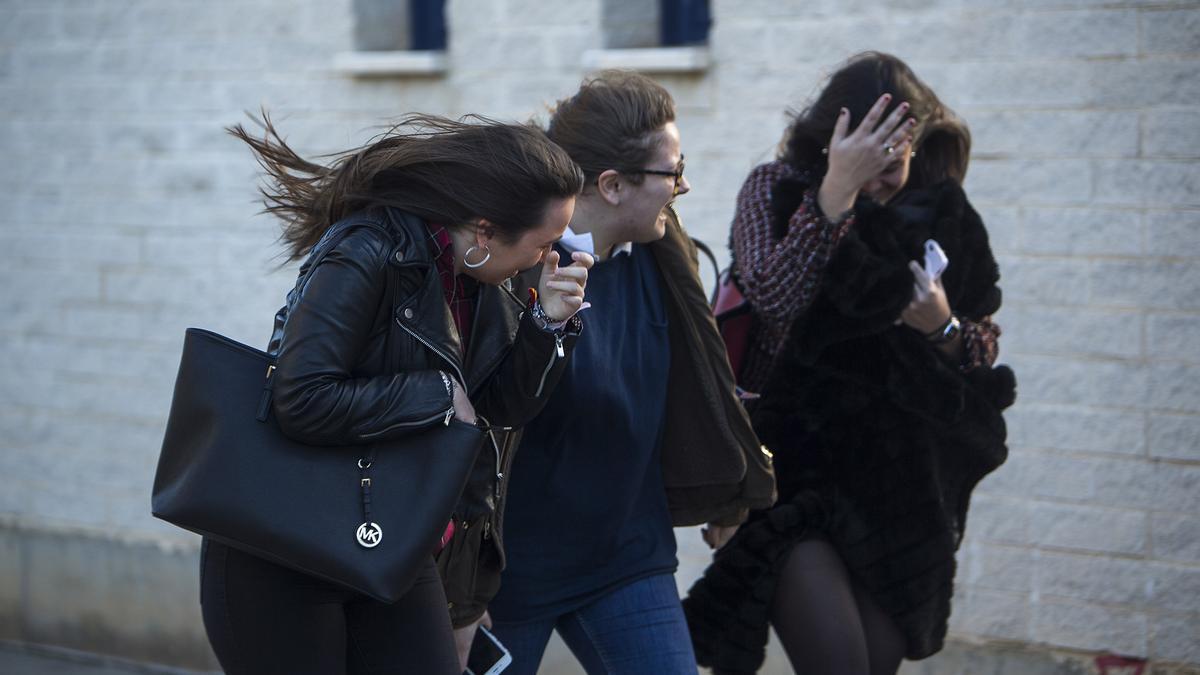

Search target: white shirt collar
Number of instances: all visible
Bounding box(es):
[558,228,632,259]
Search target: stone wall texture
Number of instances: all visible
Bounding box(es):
[1,0,1197,672]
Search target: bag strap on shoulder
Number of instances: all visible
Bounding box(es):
[691,237,723,305]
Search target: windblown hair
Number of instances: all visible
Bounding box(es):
[781,52,971,191]
[547,69,676,185]
[229,113,585,262]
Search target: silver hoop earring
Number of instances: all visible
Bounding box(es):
[463,245,491,269]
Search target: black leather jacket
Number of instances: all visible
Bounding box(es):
[268,207,580,624]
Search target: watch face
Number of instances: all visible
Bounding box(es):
[927,316,960,344]
[944,318,961,341]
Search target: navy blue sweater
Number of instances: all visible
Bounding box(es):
[490,243,676,621]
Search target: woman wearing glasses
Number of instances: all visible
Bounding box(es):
[478,70,776,675]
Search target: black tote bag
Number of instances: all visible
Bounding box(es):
[152,218,484,603]
[152,328,482,603]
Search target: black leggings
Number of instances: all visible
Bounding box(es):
[200,539,459,675]
[770,539,906,675]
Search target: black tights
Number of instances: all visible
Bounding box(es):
[200,539,460,675]
[769,539,906,675]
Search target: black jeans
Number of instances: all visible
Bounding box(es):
[200,539,459,675]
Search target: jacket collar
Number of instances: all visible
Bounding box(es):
[464,282,523,392]
[383,208,467,381]
[383,207,525,390]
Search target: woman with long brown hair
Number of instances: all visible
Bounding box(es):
[684,52,1016,674]
[487,70,775,675]
[199,114,593,674]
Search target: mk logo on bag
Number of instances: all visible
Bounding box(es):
[356,522,383,548]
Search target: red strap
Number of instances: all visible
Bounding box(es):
[434,519,455,554]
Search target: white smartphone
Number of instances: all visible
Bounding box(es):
[466,625,513,675]
[924,239,949,281]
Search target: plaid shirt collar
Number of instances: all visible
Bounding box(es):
[425,223,477,353]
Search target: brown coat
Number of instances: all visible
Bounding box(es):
[649,207,777,527]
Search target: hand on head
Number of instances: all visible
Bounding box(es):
[817,93,916,217]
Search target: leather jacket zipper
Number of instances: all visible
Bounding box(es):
[534,334,565,398]
[476,414,504,496]
[394,315,466,420]
[477,414,505,543]
[360,408,457,439]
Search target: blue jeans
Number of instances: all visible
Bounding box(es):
[489,573,697,675]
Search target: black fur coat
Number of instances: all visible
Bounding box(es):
[684,177,1016,672]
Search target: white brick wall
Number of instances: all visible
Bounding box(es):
[2,0,1197,669]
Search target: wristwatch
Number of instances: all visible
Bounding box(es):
[528,300,582,334]
[926,315,961,344]
[528,300,562,330]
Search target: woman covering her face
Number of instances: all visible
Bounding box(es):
[683,52,1016,675]
[201,114,593,675]
[482,70,776,675]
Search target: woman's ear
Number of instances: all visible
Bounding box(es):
[595,169,623,206]
[475,220,496,247]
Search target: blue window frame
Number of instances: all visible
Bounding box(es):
[660,0,710,46]
[410,0,446,51]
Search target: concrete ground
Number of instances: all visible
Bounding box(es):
[7,636,1196,675]
[0,643,215,675]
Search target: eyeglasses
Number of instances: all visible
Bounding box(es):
[624,155,685,196]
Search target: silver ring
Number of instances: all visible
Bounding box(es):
[884,145,895,155]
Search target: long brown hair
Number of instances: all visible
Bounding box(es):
[781,52,971,190]
[546,70,676,185]
[230,113,585,262]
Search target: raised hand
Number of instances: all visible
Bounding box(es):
[818,93,916,218]
[537,249,594,322]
